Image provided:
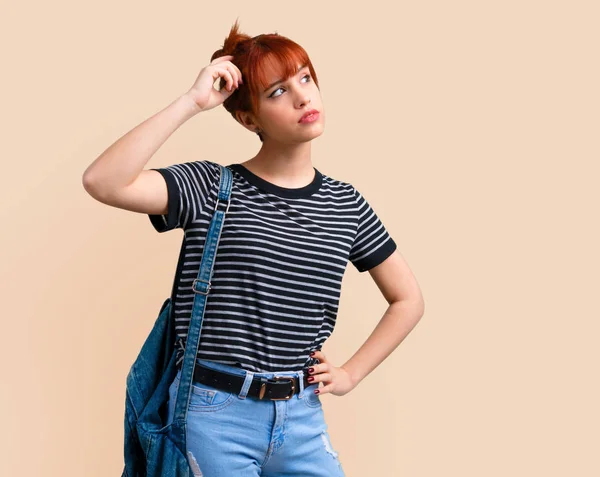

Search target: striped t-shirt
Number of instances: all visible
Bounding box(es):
[148,160,396,373]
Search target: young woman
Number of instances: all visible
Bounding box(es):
[83,20,424,477]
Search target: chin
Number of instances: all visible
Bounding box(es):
[296,129,324,144]
[299,121,325,138]
[276,123,325,144]
[310,128,325,140]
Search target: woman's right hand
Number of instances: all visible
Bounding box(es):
[185,55,243,113]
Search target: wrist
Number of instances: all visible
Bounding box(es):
[180,92,203,116]
[341,364,360,387]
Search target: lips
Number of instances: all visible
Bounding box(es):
[299,109,319,122]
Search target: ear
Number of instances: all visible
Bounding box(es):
[235,111,260,134]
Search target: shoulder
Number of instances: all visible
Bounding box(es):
[159,159,220,177]
[320,171,355,198]
[193,159,222,176]
[172,160,222,187]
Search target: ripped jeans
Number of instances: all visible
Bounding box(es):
[166,358,346,477]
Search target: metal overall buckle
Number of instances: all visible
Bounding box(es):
[192,278,211,295]
[260,376,296,400]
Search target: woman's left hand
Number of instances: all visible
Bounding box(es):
[307,350,356,397]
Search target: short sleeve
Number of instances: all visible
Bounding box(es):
[148,160,219,233]
[349,186,397,272]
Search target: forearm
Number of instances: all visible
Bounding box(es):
[341,299,424,387]
[82,93,201,193]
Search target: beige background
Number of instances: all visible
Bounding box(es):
[1,1,599,476]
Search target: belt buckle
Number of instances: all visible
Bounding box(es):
[268,376,296,400]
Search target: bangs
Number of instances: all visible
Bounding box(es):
[252,49,309,95]
[242,35,312,106]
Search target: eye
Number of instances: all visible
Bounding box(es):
[269,74,312,98]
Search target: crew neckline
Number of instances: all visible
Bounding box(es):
[226,163,323,198]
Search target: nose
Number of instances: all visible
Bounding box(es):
[296,95,311,109]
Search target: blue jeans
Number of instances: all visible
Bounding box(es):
[166,358,346,476]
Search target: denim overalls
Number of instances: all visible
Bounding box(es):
[123,164,345,476]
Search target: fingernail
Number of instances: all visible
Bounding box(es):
[314,389,320,394]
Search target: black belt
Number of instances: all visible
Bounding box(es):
[186,363,312,401]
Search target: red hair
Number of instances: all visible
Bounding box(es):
[210,19,320,142]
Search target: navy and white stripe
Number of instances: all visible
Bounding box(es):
[148,160,396,373]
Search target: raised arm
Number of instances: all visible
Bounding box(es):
[82,55,242,215]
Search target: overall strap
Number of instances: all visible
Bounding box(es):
[172,164,233,423]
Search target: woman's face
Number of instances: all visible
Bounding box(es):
[252,62,325,144]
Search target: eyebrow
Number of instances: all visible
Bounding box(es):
[264,63,308,93]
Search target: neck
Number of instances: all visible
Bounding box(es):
[243,140,315,189]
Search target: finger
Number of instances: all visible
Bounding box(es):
[211,54,234,64]
[307,368,321,382]
[215,67,234,92]
[317,382,333,395]
[313,372,331,384]
[229,62,243,83]
[223,63,241,88]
